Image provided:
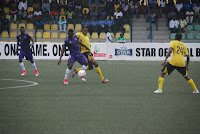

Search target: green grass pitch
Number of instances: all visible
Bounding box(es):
[0,60,200,134]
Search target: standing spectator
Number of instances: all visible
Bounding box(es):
[169,16,179,33]
[36,19,45,32]
[1,14,10,34]
[8,1,18,23]
[106,28,113,43]
[180,16,187,37]
[147,10,158,30]
[42,0,50,13]
[27,11,34,23]
[184,0,192,11]
[106,15,115,32]
[51,9,59,24]
[118,33,126,43]
[18,0,28,22]
[66,8,74,24]
[130,1,139,18]
[59,16,67,33]
[167,9,177,25]
[186,8,194,24]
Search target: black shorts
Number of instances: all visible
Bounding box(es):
[162,62,188,77]
[83,52,93,61]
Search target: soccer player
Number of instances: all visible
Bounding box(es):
[72,27,109,83]
[16,27,39,76]
[58,29,89,84]
[154,33,199,94]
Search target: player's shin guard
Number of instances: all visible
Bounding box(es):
[95,67,104,80]
[82,65,87,71]
[187,79,198,91]
[65,68,71,79]
[20,62,25,70]
[32,62,37,70]
[158,77,164,91]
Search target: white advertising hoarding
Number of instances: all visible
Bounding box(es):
[0,42,199,61]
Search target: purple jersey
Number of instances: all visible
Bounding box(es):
[63,35,81,54]
[17,33,32,52]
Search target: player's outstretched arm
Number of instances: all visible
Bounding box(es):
[29,37,34,46]
[15,38,20,55]
[161,47,173,66]
[58,46,66,65]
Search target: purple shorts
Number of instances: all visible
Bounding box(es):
[19,50,33,60]
[68,53,88,65]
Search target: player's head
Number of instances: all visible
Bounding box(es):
[120,33,123,38]
[20,27,25,34]
[175,33,182,41]
[68,29,74,39]
[82,27,88,36]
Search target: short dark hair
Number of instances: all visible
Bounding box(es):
[20,26,25,29]
[175,33,182,41]
[68,29,74,33]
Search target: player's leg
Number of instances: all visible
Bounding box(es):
[76,53,89,81]
[154,62,174,93]
[177,67,199,94]
[63,62,74,84]
[19,51,27,76]
[89,56,109,83]
[29,58,39,76]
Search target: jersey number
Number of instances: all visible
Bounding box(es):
[177,46,183,55]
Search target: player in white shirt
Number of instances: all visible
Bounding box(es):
[106,29,113,43]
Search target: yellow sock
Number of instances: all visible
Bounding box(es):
[158,77,164,90]
[95,67,104,80]
[187,79,198,91]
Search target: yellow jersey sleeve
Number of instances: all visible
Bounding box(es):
[169,41,175,49]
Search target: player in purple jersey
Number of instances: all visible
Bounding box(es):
[15,27,39,76]
[58,29,90,84]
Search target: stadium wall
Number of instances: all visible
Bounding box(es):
[0,42,200,61]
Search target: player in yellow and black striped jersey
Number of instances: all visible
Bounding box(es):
[154,33,199,94]
[72,27,109,83]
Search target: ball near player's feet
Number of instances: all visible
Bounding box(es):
[78,70,86,78]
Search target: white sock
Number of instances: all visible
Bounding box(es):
[64,68,71,79]
[20,62,25,70]
[82,65,87,71]
[32,62,37,70]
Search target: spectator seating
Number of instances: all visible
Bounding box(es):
[36,32,42,39]
[187,25,193,31]
[91,32,98,39]
[99,33,106,39]
[123,24,130,31]
[170,33,176,40]
[115,33,121,39]
[51,32,58,39]
[195,33,200,40]
[27,23,34,30]
[43,32,50,39]
[18,23,26,29]
[27,32,34,37]
[181,33,186,40]
[10,32,17,38]
[4,7,9,14]
[1,31,9,38]
[10,23,17,30]
[124,33,131,40]
[187,33,194,40]
[44,24,51,31]
[194,25,200,31]
[27,7,34,13]
[51,24,58,30]
[67,24,74,30]
[75,24,82,31]
[59,33,66,39]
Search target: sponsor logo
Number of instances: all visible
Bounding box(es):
[115,46,132,56]
[93,45,106,57]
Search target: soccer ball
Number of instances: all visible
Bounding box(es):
[78,70,86,77]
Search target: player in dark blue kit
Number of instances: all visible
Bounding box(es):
[58,29,90,84]
[16,27,39,76]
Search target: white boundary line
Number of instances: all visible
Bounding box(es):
[0,79,38,90]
